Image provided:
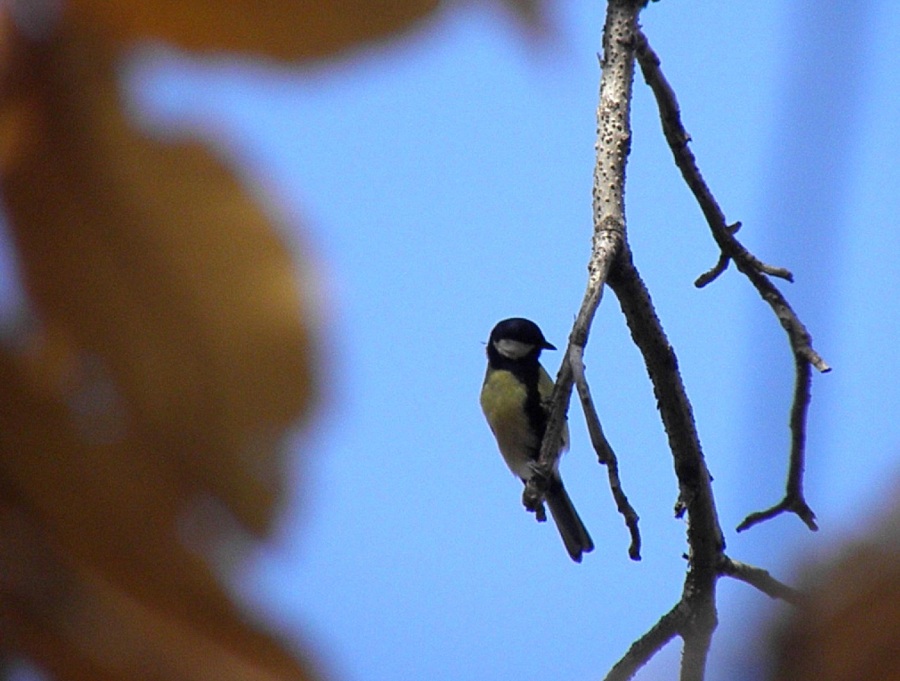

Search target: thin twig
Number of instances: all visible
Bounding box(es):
[634,30,829,532]
[694,251,730,288]
[694,222,740,287]
[570,345,641,560]
[718,556,804,606]
[737,357,819,532]
[633,36,794,285]
[604,604,684,681]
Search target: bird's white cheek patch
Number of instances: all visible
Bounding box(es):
[495,339,534,360]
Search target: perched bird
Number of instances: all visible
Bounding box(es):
[480,317,594,562]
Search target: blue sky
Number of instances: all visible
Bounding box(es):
[8,1,898,679]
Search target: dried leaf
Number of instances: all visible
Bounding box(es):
[0,504,317,681]
[0,19,318,680]
[62,0,551,60]
[770,497,900,681]
[66,0,440,60]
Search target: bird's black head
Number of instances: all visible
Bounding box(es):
[486,317,556,367]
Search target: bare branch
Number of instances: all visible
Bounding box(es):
[633,35,794,284]
[607,245,721,680]
[530,5,726,678]
[735,494,817,533]
[693,251,730,288]
[694,222,740,287]
[718,556,804,606]
[737,357,819,532]
[633,30,829,532]
[603,604,683,681]
[680,622,715,681]
[569,345,641,560]
[526,7,823,681]
[607,246,725,553]
[526,0,638,513]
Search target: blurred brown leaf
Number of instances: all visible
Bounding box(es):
[64,0,549,60]
[67,0,441,60]
[0,17,317,681]
[770,493,900,681]
[0,502,319,681]
[0,0,552,678]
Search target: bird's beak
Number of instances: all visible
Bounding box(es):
[543,341,557,351]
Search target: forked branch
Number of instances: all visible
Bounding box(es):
[524,0,637,557]
[525,4,821,681]
[634,30,829,533]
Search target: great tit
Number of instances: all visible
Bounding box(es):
[480,317,594,562]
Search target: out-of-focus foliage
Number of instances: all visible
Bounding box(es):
[65,0,548,59]
[769,492,900,681]
[67,0,442,60]
[0,19,317,679]
[0,0,546,679]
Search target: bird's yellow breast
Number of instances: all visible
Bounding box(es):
[480,368,539,478]
[480,366,568,480]
[480,369,531,433]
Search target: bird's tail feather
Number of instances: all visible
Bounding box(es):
[545,478,594,563]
